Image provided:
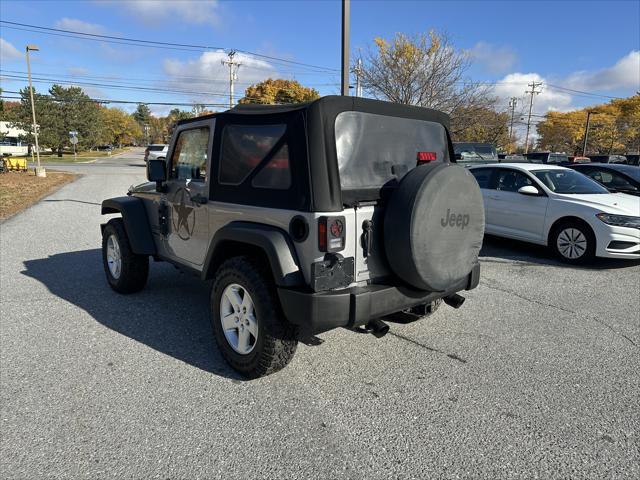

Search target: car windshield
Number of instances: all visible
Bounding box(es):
[533,169,609,194]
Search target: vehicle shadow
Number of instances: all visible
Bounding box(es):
[480,234,640,270]
[21,249,244,380]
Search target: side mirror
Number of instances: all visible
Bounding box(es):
[454,153,462,161]
[518,185,540,196]
[147,159,167,192]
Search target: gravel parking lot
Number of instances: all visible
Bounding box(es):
[1,149,638,479]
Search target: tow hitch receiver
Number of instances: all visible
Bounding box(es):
[443,293,465,309]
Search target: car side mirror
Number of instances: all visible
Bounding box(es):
[147,159,167,192]
[454,153,462,161]
[518,185,540,196]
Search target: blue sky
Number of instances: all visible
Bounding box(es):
[1,0,639,119]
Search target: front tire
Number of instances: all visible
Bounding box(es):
[102,218,149,293]
[211,256,297,378]
[550,220,595,264]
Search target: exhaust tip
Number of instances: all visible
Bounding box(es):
[443,293,465,309]
[366,318,389,338]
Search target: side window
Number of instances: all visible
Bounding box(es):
[592,170,637,191]
[470,168,493,189]
[496,170,533,192]
[170,127,209,181]
[219,124,287,185]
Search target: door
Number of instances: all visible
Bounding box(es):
[164,124,212,266]
[489,169,549,241]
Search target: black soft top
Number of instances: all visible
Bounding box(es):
[178,96,452,211]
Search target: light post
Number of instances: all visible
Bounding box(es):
[582,111,598,157]
[26,44,45,177]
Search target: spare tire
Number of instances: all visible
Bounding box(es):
[384,163,485,291]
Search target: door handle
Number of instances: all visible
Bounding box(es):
[190,193,208,205]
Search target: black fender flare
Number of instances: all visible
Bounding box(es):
[203,222,304,287]
[101,196,156,255]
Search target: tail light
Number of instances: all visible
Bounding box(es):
[417,151,437,165]
[318,216,346,252]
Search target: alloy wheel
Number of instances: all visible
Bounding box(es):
[556,228,587,260]
[220,283,258,355]
[106,234,122,279]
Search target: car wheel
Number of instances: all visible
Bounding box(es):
[550,220,595,264]
[102,218,149,293]
[211,256,298,378]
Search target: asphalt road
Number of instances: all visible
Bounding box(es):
[2,149,639,479]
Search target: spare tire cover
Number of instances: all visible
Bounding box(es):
[384,163,485,291]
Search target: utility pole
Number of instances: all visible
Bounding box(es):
[508,97,518,152]
[222,50,241,109]
[341,0,350,96]
[524,81,542,154]
[582,111,597,157]
[26,44,45,177]
[353,58,363,97]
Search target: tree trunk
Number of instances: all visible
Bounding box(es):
[57,147,63,158]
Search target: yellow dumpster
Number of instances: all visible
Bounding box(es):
[5,157,28,171]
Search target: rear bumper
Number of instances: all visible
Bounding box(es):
[278,263,480,335]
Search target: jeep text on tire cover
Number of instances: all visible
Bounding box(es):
[100,96,484,378]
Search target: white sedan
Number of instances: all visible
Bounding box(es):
[468,163,640,263]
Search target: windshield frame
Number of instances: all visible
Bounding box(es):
[531,168,610,195]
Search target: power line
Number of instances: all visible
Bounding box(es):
[0,20,339,73]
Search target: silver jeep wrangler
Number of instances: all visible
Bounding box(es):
[101,96,485,378]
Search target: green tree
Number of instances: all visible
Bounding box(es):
[238,78,319,104]
[132,103,151,125]
[10,85,101,156]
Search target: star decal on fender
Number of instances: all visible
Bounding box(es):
[172,188,196,240]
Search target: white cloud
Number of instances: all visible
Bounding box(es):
[102,0,221,27]
[488,51,640,144]
[468,42,518,74]
[0,38,22,61]
[55,18,108,35]
[163,50,277,104]
[565,50,640,91]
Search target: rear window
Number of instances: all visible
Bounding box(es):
[335,111,448,190]
[548,153,568,164]
[147,145,165,151]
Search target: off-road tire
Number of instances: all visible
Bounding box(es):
[549,219,596,265]
[211,256,298,378]
[102,218,149,293]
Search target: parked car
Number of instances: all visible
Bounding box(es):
[101,96,485,378]
[96,144,114,152]
[567,156,591,164]
[144,144,168,162]
[525,152,569,164]
[453,142,499,165]
[568,163,640,197]
[498,154,527,162]
[586,154,627,164]
[469,163,640,263]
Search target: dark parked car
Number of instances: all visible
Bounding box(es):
[568,163,640,196]
[624,154,639,166]
[524,152,569,164]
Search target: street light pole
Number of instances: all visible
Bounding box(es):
[26,44,45,177]
[341,0,350,96]
[582,111,596,157]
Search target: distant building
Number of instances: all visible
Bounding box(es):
[0,121,29,156]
